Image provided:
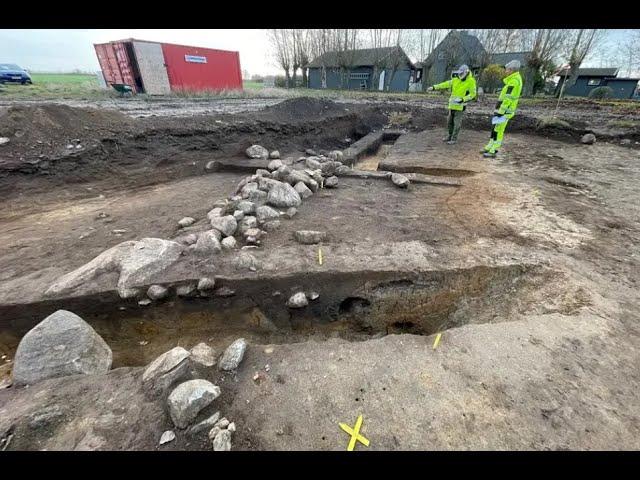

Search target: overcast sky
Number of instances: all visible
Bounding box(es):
[0,29,636,76]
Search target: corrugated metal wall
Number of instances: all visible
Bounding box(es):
[94,42,138,92]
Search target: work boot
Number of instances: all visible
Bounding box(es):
[483,151,497,158]
[442,135,451,142]
[447,139,457,145]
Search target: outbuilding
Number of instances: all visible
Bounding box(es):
[556,68,639,99]
[94,39,242,94]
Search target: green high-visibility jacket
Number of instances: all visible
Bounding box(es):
[496,71,523,119]
[433,72,477,111]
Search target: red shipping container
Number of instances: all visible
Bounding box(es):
[94,39,242,94]
[161,43,242,92]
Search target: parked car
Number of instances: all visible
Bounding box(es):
[0,64,32,84]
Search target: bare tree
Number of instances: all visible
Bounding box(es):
[333,29,361,89]
[562,29,607,91]
[268,29,293,87]
[295,30,313,87]
[519,29,569,95]
[616,30,640,77]
[402,29,448,63]
[367,29,402,91]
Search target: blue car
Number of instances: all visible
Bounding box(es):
[0,64,32,84]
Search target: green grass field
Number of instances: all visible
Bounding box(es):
[0,72,109,100]
[242,81,263,90]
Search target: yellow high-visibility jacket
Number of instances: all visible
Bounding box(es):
[495,71,523,119]
[433,72,477,111]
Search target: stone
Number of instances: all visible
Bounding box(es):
[190,343,217,367]
[46,238,183,300]
[189,412,220,435]
[205,160,218,171]
[195,231,222,255]
[12,310,112,386]
[294,230,327,245]
[257,176,282,192]
[256,205,280,224]
[255,168,271,177]
[221,236,237,250]
[324,176,339,188]
[391,173,410,188]
[246,145,269,159]
[197,277,216,291]
[212,429,232,451]
[159,431,176,445]
[141,348,192,395]
[228,422,236,433]
[138,298,152,306]
[210,215,237,237]
[284,207,297,219]
[218,338,248,371]
[180,234,198,246]
[287,292,308,308]
[328,150,344,162]
[238,215,258,234]
[294,181,313,199]
[177,283,197,297]
[305,148,317,156]
[237,200,256,215]
[321,161,343,176]
[306,158,322,170]
[308,170,323,184]
[167,379,221,429]
[262,220,281,231]
[0,137,10,146]
[243,228,264,240]
[178,217,196,228]
[215,417,230,429]
[268,159,284,171]
[335,165,351,175]
[207,208,223,221]
[581,133,596,144]
[273,165,292,181]
[620,138,631,145]
[232,210,244,222]
[286,169,313,187]
[214,286,236,297]
[248,188,268,204]
[267,182,302,208]
[147,284,169,300]
[308,291,320,300]
[208,427,222,442]
[233,253,261,271]
[269,150,280,159]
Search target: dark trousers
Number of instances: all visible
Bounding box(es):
[447,109,464,140]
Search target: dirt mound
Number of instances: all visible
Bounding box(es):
[258,97,349,122]
[0,104,133,161]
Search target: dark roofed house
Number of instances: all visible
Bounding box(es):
[417,30,487,89]
[556,67,638,99]
[307,46,414,92]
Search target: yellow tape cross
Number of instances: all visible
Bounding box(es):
[318,247,323,265]
[339,414,370,451]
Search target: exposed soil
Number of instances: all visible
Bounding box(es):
[0,97,639,451]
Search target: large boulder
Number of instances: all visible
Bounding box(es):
[294,182,313,199]
[294,230,327,245]
[287,292,309,308]
[246,145,269,159]
[256,205,280,224]
[237,200,255,215]
[238,215,258,234]
[247,189,268,205]
[324,176,339,188]
[267,182,302,208]
[46,238,183,299]
[267,159,284,171]
[190,343,217,368]
[210,215,237,237]
[167,379,221,429]
[12,310,112,386]
[218,338,248,371]
[581,133,596,145]
[195,230,222,255]
[391,173,410,188]
[328,150,344,162]
[142,347,192,397]
[321,161,343,177]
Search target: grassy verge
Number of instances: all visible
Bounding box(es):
[0,73,114,100]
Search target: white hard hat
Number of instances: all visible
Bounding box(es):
[505,60,521,70]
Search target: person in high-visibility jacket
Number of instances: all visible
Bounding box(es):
[482,60,523,157]
[427,64,477,145]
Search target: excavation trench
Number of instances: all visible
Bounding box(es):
[0,262,546,369]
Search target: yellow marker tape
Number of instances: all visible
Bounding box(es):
[339,414,370,451]
[318,248,323,265]
[433,333,442,350]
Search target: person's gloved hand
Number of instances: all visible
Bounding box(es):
[452,97,463,103]
[427,86,435,92]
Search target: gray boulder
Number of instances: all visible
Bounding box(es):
[321,161,343,176]
[287,292,308,308]
[46,238,183,299]
[294,230,327,245]
[147,284,169,300]
[391,173,410,188]
[246,145,269,159]
[294,181,313,199]
[178,217,196,228]
[324,176,339,188]
[247,189,268,204]
[237,200,256,215]
[255,168,271,177]
[306,158,322,170]
[189,412,220,435]
[195,230,222,255]
[233,252,261,271]
[221,236,237,250]
[207,208,223,221]
[142,347,192,396]
[168,379,221,429]
[177,283,197,297]
[197,277,216,291]
[286,169,313,187]
[212,429,232,451]
[210,215,237,237]
[305,148,317,156]
[328,150,344,161]
[256,205,280,224]
[581,133,596,145]
[190,343,217,368]
[262,220,281,231]
[218,338,248,371]
[267,182,302,208]
[233,210,244,222]
[267,159,284,171]
[269,150,280,159]
[12,310,112,386]
[238,215,258,234]
[273,165,292,181]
